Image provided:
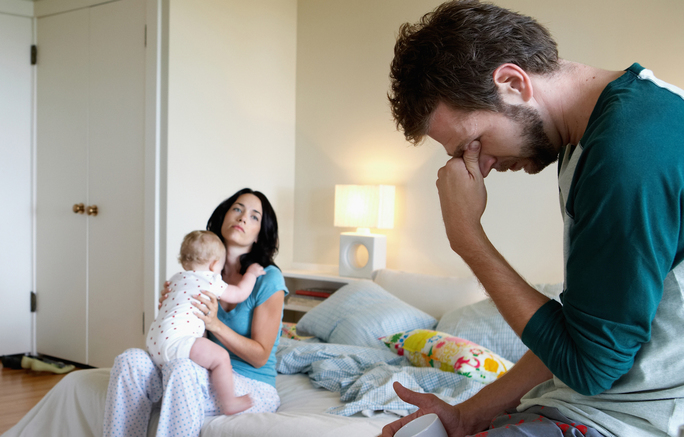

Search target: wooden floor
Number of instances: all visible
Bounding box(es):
[0,363,83,434]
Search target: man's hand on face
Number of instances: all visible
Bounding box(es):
[436,141,488,254]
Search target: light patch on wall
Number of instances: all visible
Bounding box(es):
[332,132,443,184]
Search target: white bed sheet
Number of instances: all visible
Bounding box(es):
[3,369,394,437]
[202,373,394,437]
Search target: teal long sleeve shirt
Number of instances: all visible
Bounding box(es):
[521,64,684,397]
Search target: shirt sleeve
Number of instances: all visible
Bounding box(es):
[252,265,288,307]
[522,113,683,396]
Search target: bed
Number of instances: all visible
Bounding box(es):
[4,268,561,437]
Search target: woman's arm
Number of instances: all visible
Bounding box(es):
[193,289,285,368]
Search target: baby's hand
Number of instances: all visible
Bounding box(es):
[246,263,265,277]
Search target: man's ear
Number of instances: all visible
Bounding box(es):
[492,63,533,104]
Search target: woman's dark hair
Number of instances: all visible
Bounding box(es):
[389,0,559,144]
[206,188,279,274]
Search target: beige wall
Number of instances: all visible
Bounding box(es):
[294,0,684,283]
[163,0,683,283]
[166,0,297,275]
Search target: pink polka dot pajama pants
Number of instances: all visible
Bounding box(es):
[103,348,280,437]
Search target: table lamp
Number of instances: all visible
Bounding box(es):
[334,184,395,278]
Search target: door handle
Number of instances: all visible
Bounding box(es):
[73,203,85,214]
[86,205,98,216]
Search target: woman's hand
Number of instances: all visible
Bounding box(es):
[192,289,223,332]
[380,382,481,437]
[203,289,285,369]
[158,281,171,309]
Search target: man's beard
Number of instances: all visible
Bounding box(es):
[502,103,559,174]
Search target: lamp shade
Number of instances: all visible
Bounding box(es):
[334,185,395,230]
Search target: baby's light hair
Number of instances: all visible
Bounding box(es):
[178,230,226,271]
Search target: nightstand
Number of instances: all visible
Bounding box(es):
[282,269,359,323]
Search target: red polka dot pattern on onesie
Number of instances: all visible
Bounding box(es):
[146,270,229,367]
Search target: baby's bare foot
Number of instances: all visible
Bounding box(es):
[221,394,253,415]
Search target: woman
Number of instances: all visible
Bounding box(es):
[103,188,288,437]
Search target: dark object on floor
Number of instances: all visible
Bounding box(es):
[1,354,75,374]
[1,355,23,369]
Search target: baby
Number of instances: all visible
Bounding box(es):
[146,230,264,415]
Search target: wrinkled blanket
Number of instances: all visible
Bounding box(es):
[276,337,485,416]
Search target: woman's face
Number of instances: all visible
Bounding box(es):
[220,193,263,249]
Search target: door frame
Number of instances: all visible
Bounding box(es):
[142,0,168,336]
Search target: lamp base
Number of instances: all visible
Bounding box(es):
[338,232,386,278]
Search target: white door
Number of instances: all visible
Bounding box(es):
[0,12,33,356]
[36,0,146,367]
[36,7,91,364]
[87,0,146,368]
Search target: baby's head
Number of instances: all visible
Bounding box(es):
[178,230,226,273]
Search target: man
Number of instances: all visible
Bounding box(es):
[382,1,684,436]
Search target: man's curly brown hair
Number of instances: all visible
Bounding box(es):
[388,0,559,144]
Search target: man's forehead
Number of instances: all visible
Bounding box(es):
[428,104,474,157]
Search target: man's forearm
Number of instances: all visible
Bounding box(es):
[459,350,554,430]
[457,229,550,337]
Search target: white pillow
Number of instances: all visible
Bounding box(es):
[296,280,437,348]
[436,298,527,363]
[436,283,563,363]
[371,269,486,319]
